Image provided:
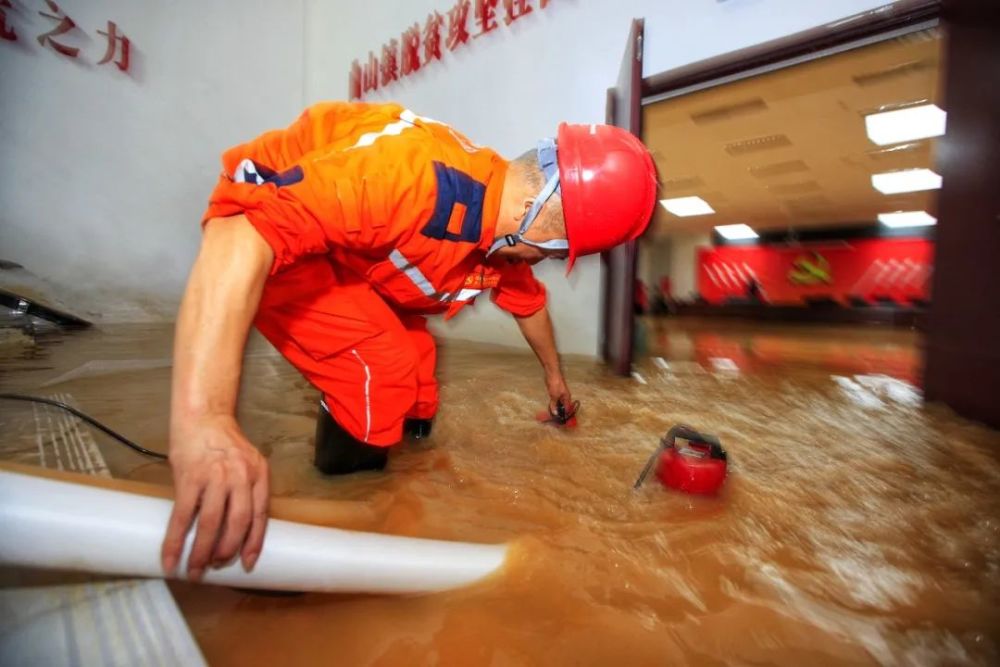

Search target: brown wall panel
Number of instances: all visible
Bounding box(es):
[923,0,1000,427]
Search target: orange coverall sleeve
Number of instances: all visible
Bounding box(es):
[490,262,548,317]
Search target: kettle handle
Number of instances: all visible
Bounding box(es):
[664,425,727,461]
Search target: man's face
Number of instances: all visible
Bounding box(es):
[490,194,569,266]
[489,244,567,266]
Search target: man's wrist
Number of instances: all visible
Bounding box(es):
[170,406,235,431]
[543,365,564,381]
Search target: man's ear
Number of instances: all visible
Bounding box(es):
[516,198,534,222]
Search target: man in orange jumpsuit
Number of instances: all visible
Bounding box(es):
[162,102,657,580]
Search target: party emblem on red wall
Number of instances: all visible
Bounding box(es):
[788,251,833,285]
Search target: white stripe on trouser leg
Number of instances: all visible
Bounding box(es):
[351,349,372,442]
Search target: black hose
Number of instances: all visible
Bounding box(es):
[633,440,667,490]
[0,393,168,460]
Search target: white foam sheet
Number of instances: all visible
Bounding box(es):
[0,471,508,595]
[0,579,207,667]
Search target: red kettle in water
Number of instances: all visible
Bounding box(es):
[633,425,728,495]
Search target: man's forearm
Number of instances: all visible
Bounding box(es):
[170,215,273,429]
[515,306,562,378]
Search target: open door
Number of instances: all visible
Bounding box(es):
[600,18,645,376]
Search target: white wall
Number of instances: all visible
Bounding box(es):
[304,0,895,353]
[0,0,305,320]
[669,234,712,300]
[1,0,895,343]
[639,239,672,294]
[639,234,710,301]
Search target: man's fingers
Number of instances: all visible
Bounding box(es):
[161,479,201,575]
[241,466,270,571]
[212,475,251,566]
[186,475,227,580]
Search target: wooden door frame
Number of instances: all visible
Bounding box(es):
[601,18,645,376]
[641,0,940,102]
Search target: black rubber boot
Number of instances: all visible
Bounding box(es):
[404,418,433,440]
[313,401,389,475]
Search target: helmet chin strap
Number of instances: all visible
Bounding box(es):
[487,138,569,257]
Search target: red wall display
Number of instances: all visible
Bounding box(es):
[697,237,934,305]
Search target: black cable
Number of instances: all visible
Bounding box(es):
[0,393,168,460]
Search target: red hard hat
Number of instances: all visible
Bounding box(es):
[557,123,658,271]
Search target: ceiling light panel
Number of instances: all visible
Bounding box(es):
[865,104,946,146]
[659,196,715,217]
[871,168,942,194]
[715,224,759,240]
[878,211,937,227]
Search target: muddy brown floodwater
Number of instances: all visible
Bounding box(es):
[1,318,999,665]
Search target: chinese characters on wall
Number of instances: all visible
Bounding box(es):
[1,0,132,72]
[349,0,552,100]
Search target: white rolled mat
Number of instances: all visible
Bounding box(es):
[0,470,507,594]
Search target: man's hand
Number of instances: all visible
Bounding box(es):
[164,215,274,580]
[162,415,269,580]
[514,306,576,415]
[546,372,573,415]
